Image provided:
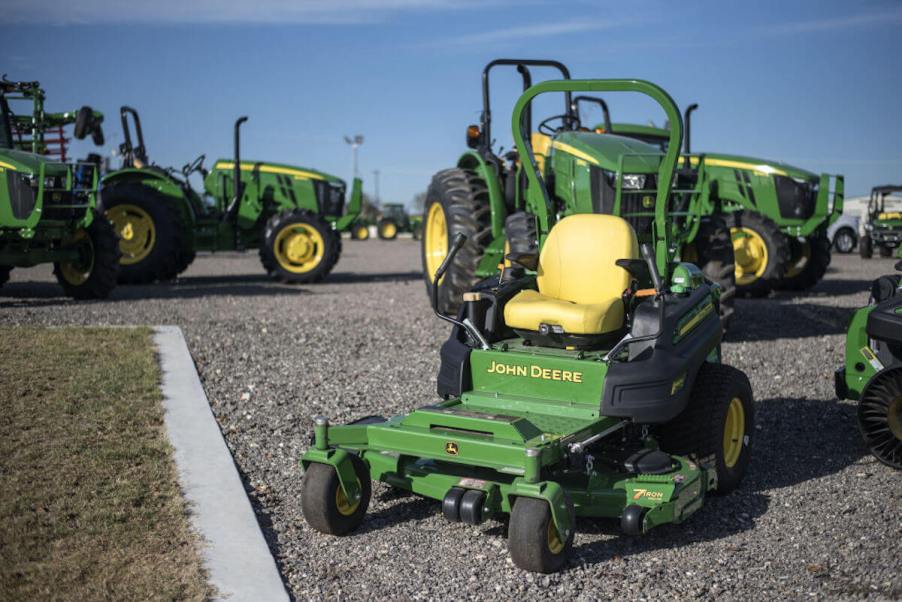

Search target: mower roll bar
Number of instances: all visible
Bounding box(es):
[480,59,572,155]
[119,106,147,167]
[511,79,683,279]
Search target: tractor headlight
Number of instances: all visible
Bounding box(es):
[622,174,646,190]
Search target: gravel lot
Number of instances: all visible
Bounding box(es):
[2,241,900,600]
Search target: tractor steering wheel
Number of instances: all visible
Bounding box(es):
[182,154,206,177]
[538,114,581,136]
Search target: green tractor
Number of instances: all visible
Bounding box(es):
[100,106,362,283]
[300,78,753,573]
[376,202,422,240]
[0,79,119,298]
[835,263,902,469]
[573,95,844,294]
[422,59,735,325]
[859,185,902,259]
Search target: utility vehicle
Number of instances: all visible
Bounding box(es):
[100,107,362,283]
[859,185,902,259]
[301,79,754,573]
[835,262,902,469]
[573,96,844,295]
[0,79,119,298]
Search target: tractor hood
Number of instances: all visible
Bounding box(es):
[211,159,345,185]
[550,131,664,173]
[0,148,67,177]
[695,152,817,181]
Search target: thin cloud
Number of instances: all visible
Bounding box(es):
[431,18,617,48]
[1,0,495,25]
[762,6,902,35]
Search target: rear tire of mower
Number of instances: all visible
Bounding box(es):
[422,168,492,316]
[101,184,186,284]
[859,234,873,259]
[774,233,831,291]
[508,495,574,574]
[725,212,789,297]
[260,210,341,284]
[53,210,122,300]
[692,217,736,330]
[657,363,754,495]
[301,455,371,536]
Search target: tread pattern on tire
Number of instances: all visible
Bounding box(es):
[775,233,831,291]
[724,211,790,297]
[508,495,574,574]
[301,455,371,535]
[259,209,341,284]
[693,217,736,329]
[53,210,122,299]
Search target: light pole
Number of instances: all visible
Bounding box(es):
[373,169,380,205]
[343,134,364,178]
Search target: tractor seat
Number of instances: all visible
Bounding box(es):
[504,214,638,343]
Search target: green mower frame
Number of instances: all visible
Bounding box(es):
[301,78,754,573]
[100,106,362,283]
[859,185,902,259]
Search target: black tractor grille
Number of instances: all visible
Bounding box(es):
[774,175,817,220]
[5,170,36,219]
[315,181,345,217]
[590,166,658,236]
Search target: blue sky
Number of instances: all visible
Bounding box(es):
[2,0,901,206]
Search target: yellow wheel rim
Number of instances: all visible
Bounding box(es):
[723,397,746,468]
[731,227,769,286]
[335,484,360,517]
[59,228,93,286]
[424,202,448,282]
[381,222,397,238]
[106,204,156,266]
[546,519,565,554]
[273,223,325,274]
[784,239,811,279]
[355,225,369,240]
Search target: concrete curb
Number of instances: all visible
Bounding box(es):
[154,326,289,602]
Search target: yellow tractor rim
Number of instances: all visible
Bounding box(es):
[273,223,324,274]
[784,239,811,279]
[424,202,448,282]
[106,204,156,265]
[58,229,93,286]
[546,519,565,554]
[335,484,360,517]
[731,227,769,286]
[382,222,397,238]
[355,225,369,240]
[723,397,746,468]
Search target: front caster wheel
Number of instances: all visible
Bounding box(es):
[301,454,371,535]
[508,496,574,573]
[620,504,646,536]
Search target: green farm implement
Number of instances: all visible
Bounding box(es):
[0,79,119,298]
[835,263,902,469]
[100,106,362,283]
[301,78,754,573]
[574,95,844,295]
[859,185,902,259]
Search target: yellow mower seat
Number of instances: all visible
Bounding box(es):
[504,214,638,335]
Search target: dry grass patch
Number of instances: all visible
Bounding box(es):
[0,327,212,600]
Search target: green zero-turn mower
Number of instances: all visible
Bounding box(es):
[100,107,362,284]
[0,79,119,299]
[573,96,844,295]
[835,262,902,469]
[859,185,902,259]
[300,78,754,573]
[376,202,423,240]
[421,59,737,327]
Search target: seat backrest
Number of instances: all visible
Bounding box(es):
[537,214,638,304]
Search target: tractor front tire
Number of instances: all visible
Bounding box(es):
[859,234,873,259]
[725,212,789,297]
[301,455,372,535]
[102,184,186,284]
[54,210,121,299]
[377,219,398,240]
[693,217,736,329]
[260,210,341,283]
[422,168,492,315]
[352,224,370,241]
[658,363,754,494]
[508,495,574,574]
[774,233,831,291]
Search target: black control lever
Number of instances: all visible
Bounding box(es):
[640,243,665,295]
[432,233,489,349]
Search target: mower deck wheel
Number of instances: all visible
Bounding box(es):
[508,495,574,574]
[301,454,371,535]
[620,504,646,536]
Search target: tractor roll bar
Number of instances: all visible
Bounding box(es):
[119,106,147,167]
[511,79,683,279]
[683,103,698,154]
[480,59,572,155]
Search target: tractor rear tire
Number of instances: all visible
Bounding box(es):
[508,495,574,574]
[725,212,789,297]
[102,184,186,284]
[53,210,121,299]
[174,248,196,278]
[422,168,493,316]
[377,219,398,240]
[657,363,754,495]
[859,234,873,259]
[693,217,736,330]
[774,233,831,291]
[505,211,538,256]
[260,210,341,283]
[301,455,371,535]
[0,265,11,288]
